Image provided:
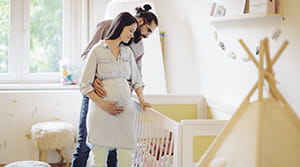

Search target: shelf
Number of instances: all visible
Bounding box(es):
[202,13,284,24]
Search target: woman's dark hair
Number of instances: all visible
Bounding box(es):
[105,12,138,45]
[135,4,158,26]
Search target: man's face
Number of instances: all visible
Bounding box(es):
[139,20,157,39]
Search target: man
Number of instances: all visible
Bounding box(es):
[72,4,158,167]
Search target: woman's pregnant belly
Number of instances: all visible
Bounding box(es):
[88,78,137,148]
[102,78,131,108]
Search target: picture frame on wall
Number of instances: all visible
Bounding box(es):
[210,0,247,17]
[249,0,278,14]
[215,5,227,17]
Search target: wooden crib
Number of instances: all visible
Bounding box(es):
[133,95,227,167]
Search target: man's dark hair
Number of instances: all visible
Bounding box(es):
[135,4,158,26]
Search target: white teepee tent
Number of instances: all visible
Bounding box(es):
[196,38,300,167]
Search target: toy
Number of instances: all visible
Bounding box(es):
[60,62,77,85]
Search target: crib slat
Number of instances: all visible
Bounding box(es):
[134,107,177,167]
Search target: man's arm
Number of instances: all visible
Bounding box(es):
[81,20,113,59]
[93,78,107,97]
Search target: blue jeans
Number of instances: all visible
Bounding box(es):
[72,95,117,167]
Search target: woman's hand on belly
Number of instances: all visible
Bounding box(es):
[98,101,124,115]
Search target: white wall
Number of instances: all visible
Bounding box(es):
[152,0,300,116]
[152,0,201,94]
[0,91,82,163]
[88,0,111,34]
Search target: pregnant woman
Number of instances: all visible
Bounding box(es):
[79,12,151,166]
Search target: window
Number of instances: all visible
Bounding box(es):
[0,0,9,74]
[0,0,85,84]
[29,0,63,73]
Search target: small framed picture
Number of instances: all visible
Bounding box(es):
[249,0,277,14]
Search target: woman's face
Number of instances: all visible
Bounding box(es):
[120,23,137,43]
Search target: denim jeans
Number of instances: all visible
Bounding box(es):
[72,95,117,167]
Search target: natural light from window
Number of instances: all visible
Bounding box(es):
[0,0,9,73]
[29,0,63,73]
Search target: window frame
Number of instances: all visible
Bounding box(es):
[0,0,86,84]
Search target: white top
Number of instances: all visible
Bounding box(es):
[80,40,144,95]
[79,40,144,149]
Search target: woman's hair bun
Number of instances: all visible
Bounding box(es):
[143,4,152,11]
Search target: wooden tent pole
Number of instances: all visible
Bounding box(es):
[245,82,258,102]
[256,39,267,167]
[271,41,289,66]
[265,40,289,104]
[263,38,277,99]
[239,39,259,68]
[239,39,263,102]
[269,81,287,105]
[264,38,271,64]
[258,39,265,101]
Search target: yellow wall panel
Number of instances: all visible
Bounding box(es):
[152,104,198,122]
[193,136,216,162]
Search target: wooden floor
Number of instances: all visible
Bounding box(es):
[0,163,67,167]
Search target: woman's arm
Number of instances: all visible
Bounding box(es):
[126,48,151,110]
[80,49,98,95]
[135,86,151,111]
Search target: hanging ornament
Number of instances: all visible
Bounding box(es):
[272,28,282,41]
[218,41,226,51]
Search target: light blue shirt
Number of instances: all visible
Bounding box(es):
[80,40,144,95]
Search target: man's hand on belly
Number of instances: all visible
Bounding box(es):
[93,78,107,97]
